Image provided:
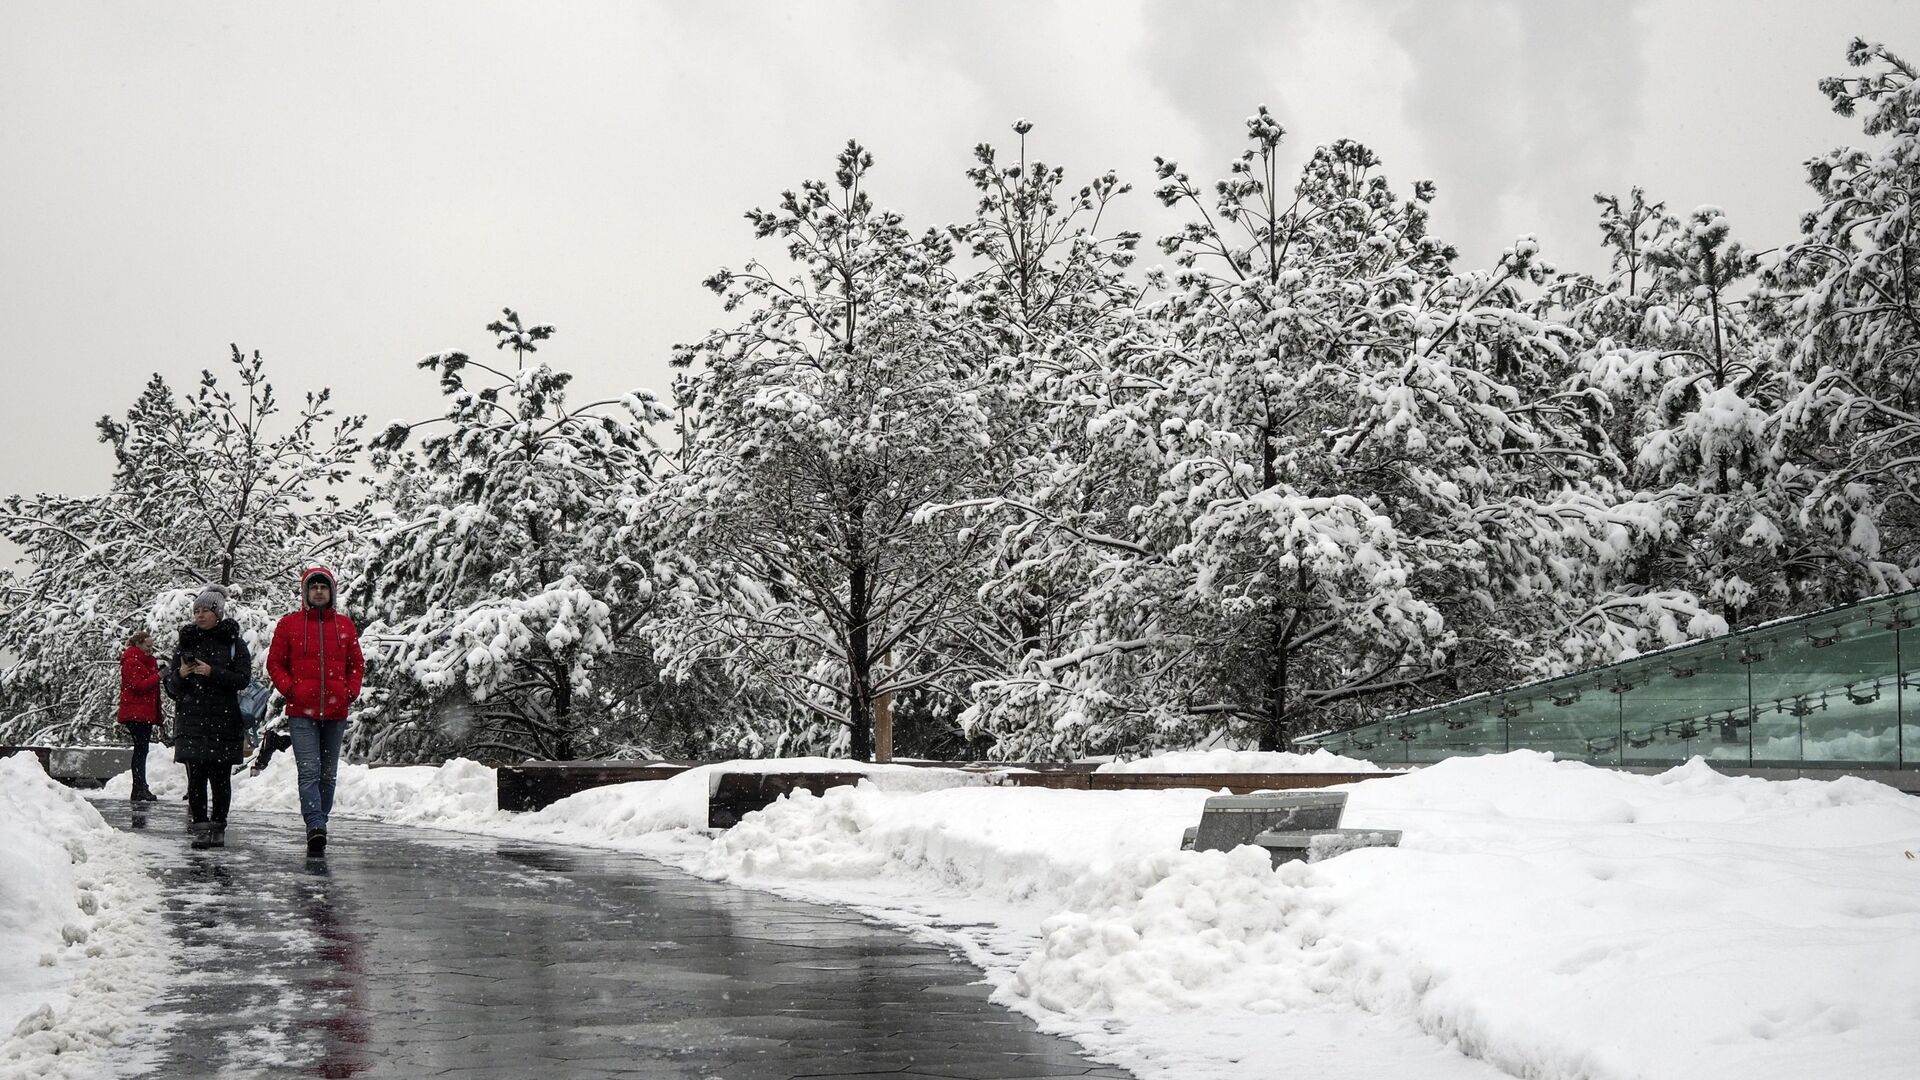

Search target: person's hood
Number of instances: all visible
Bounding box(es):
[301,565,339,611]
[182,618,241,641]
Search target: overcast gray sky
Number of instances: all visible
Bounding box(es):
[3,0,1914,504]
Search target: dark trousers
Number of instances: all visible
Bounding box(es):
[121,722,152,791]
[185,762,231,823]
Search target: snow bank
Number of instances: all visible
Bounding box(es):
[1,755,168,1078]
[682,753,1920,1080]
[228,753,497,827]
[97,740,187,800]
[103,749,1920,1080]
[527,757,965,829]
[221,753,980,835]
[1300,752,1920,1080]
[1094,748,1387,773]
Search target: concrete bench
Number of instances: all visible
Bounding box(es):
[1251,828,1405,863]
[492,758,1392,811]
[0,746,54,773]
[995,770,1393,793]
[1181,791,1399,867]
[47,746,133,787]
[708,772,868,829]
[496,761,693,811]
[495,763,860,819]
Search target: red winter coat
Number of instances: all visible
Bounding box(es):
[118,645,162,724]
[267,606,365,722]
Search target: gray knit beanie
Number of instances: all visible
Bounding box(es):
[193,584,229,620]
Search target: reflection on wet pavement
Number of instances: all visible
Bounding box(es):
[96,801,1131,1079]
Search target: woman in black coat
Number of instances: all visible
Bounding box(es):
[173,585,250,849]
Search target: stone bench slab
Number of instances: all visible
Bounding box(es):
[1190,791,1349,853]
[1179,791,1400,867]
[0,746,53,773]
[1254,828,1403,866]
[997,771,1391,793]
[49,745,133,785]
[496,761,692,812]
[708,772,868,829]
[494,760,1391,815]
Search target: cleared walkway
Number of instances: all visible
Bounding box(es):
[97,800,1129,1080]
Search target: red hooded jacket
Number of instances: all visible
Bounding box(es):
[267,567,365,721]
[118,644,162,724]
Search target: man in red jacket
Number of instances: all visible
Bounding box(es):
[267,566,365,858]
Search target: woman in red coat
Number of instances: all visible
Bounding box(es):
[118,629,163,802]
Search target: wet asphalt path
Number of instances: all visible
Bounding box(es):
[95,799,1129,1080]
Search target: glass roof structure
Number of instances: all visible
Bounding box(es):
[1297,588,1920,771]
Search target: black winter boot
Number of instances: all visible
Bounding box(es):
[189,821,214,849]
[130,786,157,803]
[305,830,327,858]
[208,823,226,848]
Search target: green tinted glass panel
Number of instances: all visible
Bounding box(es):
[1901,605,1920,767]
[1617,638,1751,766]
[1505,681,1611,762]
[1403,713,1501,764]
[1795,614,1897,764]
[1302,589,1920,773]
[1748,612,1897,765]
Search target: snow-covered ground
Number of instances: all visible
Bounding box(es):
[0,756,168,1080]
[88,747,1920,1080]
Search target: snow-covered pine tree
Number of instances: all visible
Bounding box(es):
[1546,194,1812,621]
[657,142,999,761]
[928,121,1145,755]
[356,311,675,762]
[970,110,1712,758]
[1760,39,1920,596]
[0,349,363,745]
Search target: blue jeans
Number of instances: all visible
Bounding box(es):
[288,718,347,833]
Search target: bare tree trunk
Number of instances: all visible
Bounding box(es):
[846,496,874,761]
[1258,416,1289,752]
[1260,616,1289,752]
[873,649,892,762]
[847,568,874,762]
[551,671,575,760]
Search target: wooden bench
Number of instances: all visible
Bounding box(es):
[1181,791,1400,867]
